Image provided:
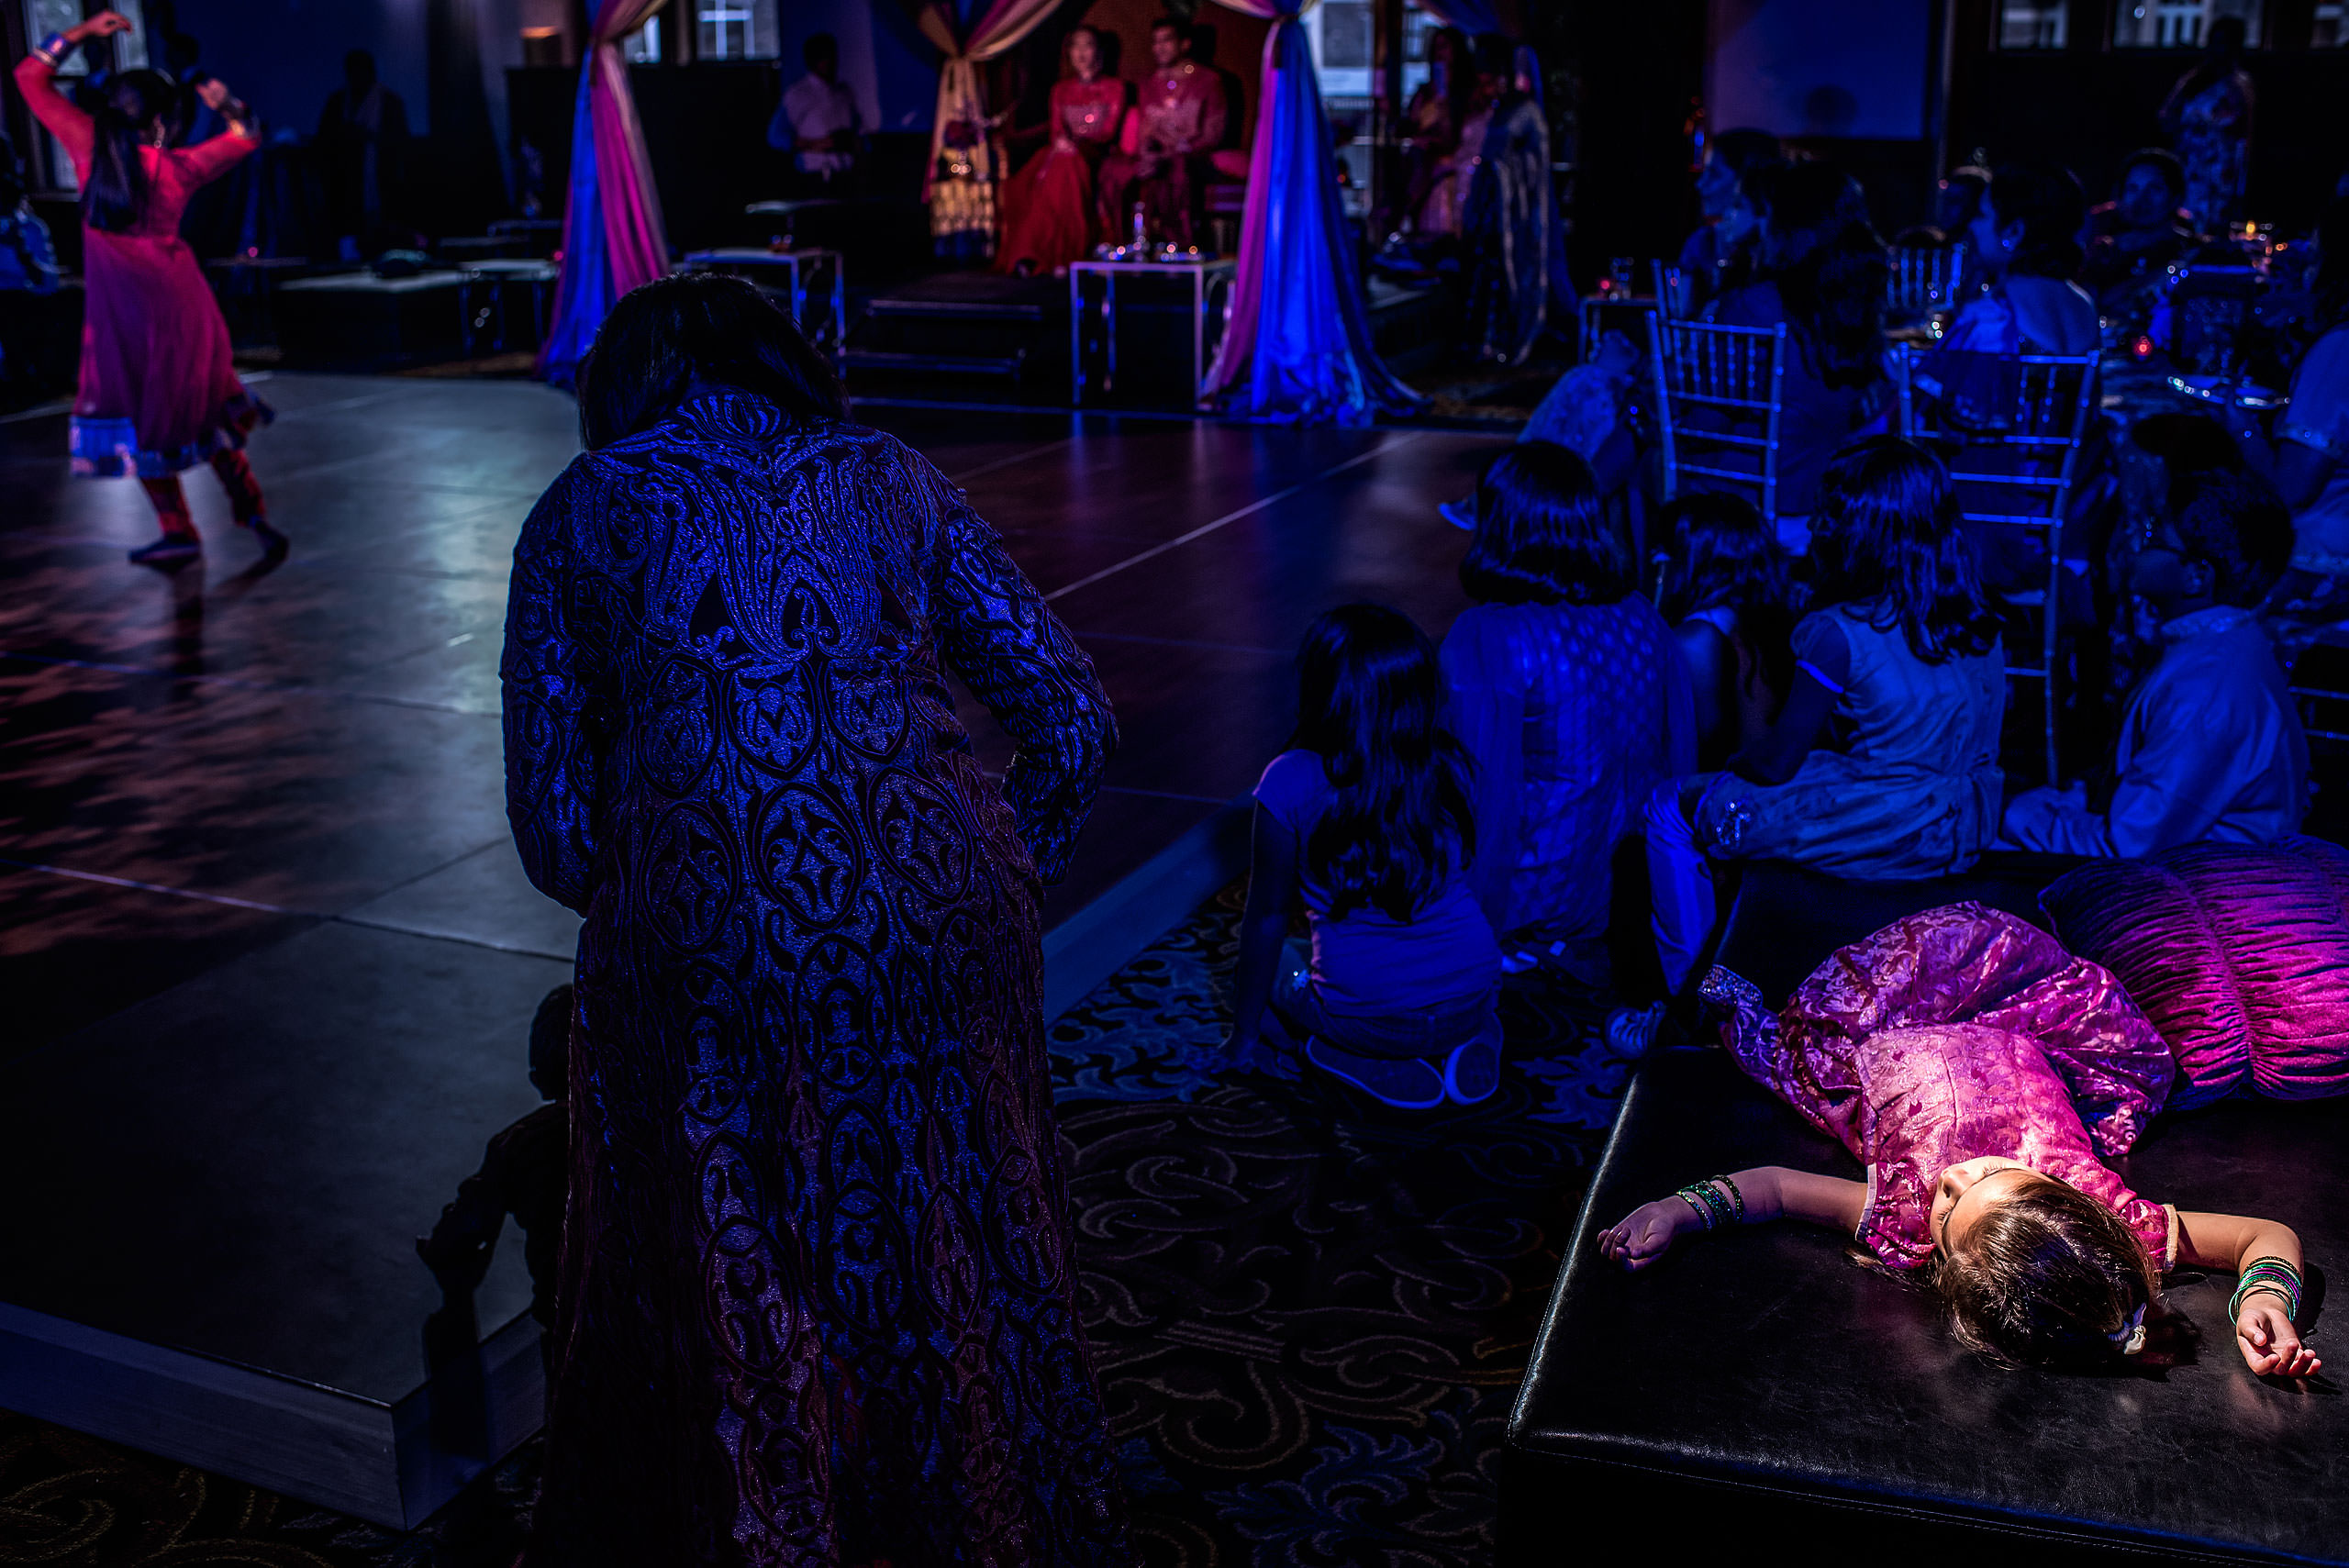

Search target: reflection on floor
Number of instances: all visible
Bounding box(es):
[0,887,1637,1566]
[0,373,1512,1526]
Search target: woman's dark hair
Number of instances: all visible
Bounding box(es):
[1459,441,1631,606]
[1287,604,1476,924]
[2169,467,2293,607]
[1987,161,2087,280]
[1654,491,1798,691]
[1761,160,1887,391]
[2118,146,2188,206]
[1932,1172,2159,1370]
[576,272,847,448]
[83,70,182,234]
[1809,435,1998,663]
[1425,25,1474,123]
[1062,23,1106,72]
[1710,127,1783,183]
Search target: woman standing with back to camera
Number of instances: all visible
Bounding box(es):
[502,272,1128,1565]
[13,10,282,566]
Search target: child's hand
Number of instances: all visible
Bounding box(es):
[2236,1297,2322,1377]
[1597,1196,1695,1271]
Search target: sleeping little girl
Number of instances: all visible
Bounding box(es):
[1598,903,2321,1377]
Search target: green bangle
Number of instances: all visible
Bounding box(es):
[1711,1173,1745,1224]
[1675,1188,1715,1231]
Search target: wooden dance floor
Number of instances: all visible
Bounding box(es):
[0,373,1507,1525]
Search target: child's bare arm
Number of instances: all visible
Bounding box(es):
[2176,1210,2322,1377]
[1598,1166,1866,1271]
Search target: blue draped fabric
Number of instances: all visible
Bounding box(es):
[539,66,608,384]
[1203,6,1419,426]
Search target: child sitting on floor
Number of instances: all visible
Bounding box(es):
[1642,437,2008,995]
[2003,469,2307,856]
[1598,904,2321,1378]
[1653,490,1798,769]
[1225,603,1503,1110]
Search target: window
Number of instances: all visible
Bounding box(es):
[1303,0,1374,98]
[695,0,778,61]
[20,0,146,190]
[621,16,662,63]
[1996,0,2069,48]
[2112,0,2264,47]
[2315,1,2347,45]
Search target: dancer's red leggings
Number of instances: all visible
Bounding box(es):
[139,448,266,538]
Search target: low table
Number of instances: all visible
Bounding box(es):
[679,248,846,353]
[276,270,467,368]
[1067,258,1235,408]
[1504,860,2348,1565]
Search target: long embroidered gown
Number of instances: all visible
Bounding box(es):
[502,395,1129,1566]
[996,75,1129,275]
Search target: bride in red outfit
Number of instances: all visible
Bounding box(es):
[995,26,1129,277]
[14,10,281,567]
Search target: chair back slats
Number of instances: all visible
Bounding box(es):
[1650,317,1789,524]
[1887,244,1966,317]
[1890,342,2099,786]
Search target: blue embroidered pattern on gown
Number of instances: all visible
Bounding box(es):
[501,394,1130,1566]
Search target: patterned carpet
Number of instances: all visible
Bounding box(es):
[0,887,1637,1567]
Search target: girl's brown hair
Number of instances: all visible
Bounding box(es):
[1932,1173,2159,1369]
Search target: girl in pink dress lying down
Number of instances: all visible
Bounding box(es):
[1598,903,2320,1377]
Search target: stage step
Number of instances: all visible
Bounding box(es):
[841,271,1066,404]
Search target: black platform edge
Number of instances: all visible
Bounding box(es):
[0,1299,542,1529]
[1041,793,1251,1021]
[0,796,1249,1531]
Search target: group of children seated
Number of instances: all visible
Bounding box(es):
[1224,430,2319,1378]
[1227,429,2308,1109]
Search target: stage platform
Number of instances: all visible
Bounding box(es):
[0,373,1508,1526]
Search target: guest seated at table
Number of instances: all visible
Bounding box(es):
[1442,443,1693,984]
[1225,604,1503,1111]
[1944,161,2101,361]
[2221,196,2349,585]
[1653,491,1799,769]
[1097,17,1226,249]
[2003,469,2305,856]
[1703,160,1894,535]
[2082,149,2197,324]
[769,33,860,195]
[1675,128,1781,314]
[994,26,1128,278]
[1642,438,2005,994]
[1603,902,2321,1379]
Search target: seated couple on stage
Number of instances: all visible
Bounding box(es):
[995,17,1230,277]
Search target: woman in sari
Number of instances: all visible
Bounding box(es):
[996,27,1129,277]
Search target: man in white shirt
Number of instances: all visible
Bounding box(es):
[770,33,859,186]
[2004,470,2308,857]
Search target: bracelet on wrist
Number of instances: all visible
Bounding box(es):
[34,31,76,67]
[2228,1256,2304,1324]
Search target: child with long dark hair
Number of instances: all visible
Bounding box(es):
[1653,490,1798,768]
[1642,437,2006,994]
[14,11,279,566]
[1226,603,1503,1110]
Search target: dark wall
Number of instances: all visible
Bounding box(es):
[1949,0,2349,231]
[1573,0,1709,283]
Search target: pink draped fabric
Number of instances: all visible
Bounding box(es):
[917,0,1068,220]
[540,0,672,380]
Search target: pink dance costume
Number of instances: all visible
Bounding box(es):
[1703,903,2179,1271]
[13,52,271,484]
